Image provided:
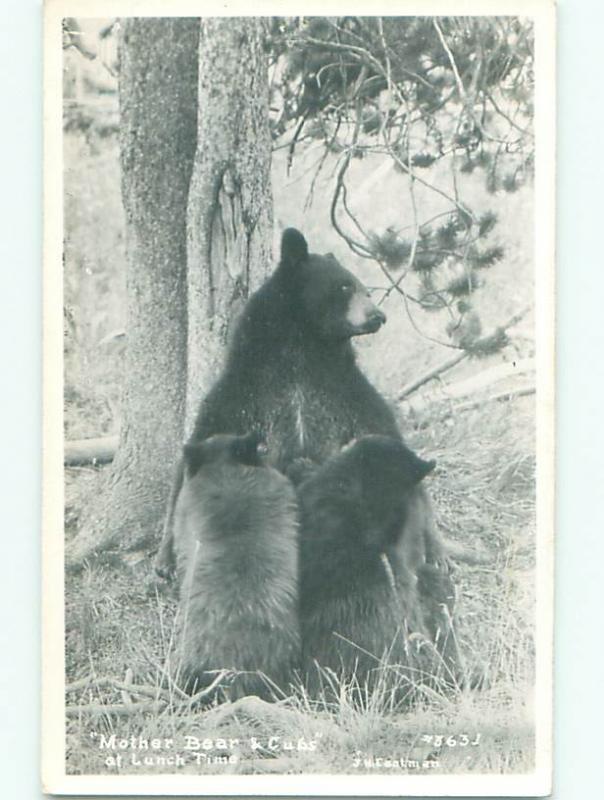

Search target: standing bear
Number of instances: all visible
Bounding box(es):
[156,227,448,577]
[172,432,299,699]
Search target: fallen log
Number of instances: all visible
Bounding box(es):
[454,385,535,414]
[64,436,119,466]
[398,351,468,401]
[401,360,535,415]
[397,306,531,402]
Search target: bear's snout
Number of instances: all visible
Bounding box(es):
[367,307,387,328]
[346,294,387,334]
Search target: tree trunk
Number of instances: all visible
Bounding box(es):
[66,18,274,567]
[185,18,273,430]
[66,18,199,566]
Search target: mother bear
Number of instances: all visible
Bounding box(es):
[155,228,449,589]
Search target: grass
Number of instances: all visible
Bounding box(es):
[63,126,536,776]
[64,393,535,776]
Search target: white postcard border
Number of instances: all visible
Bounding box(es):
[42,0,556,795]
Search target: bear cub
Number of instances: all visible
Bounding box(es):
[172,432,300,700]
[298,435,453,703]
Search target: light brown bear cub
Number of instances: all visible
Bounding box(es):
[173,432,299,700]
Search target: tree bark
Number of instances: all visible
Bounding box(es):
[185,18,273,430]
[66,18,274,567]
[66,18,199,566]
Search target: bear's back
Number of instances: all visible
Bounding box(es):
[174,463,298,597]
[173,461,300,697]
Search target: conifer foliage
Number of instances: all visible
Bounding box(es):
[268,17,534,352]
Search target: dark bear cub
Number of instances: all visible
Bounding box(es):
[298,435,456,704]
[172,433,300,700]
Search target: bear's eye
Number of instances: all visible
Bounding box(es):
[340,284,353,294]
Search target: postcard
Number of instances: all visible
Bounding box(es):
[43,0,555,794]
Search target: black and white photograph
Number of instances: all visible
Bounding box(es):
[42,0,555,795]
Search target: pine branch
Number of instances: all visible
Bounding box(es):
[66,675,178,702]
[65,670,230,716]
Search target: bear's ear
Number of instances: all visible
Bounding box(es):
[280,228,308,266]
[183,442,207,477]
[411,456,436,483]
[232,432,268,465]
